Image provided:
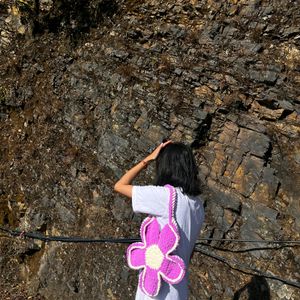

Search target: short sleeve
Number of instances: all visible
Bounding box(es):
[132,185,169,217]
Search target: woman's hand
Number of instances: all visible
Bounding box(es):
[144,140,172,163]
[114,140,172,198]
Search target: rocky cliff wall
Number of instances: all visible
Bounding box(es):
[0,0,299,299]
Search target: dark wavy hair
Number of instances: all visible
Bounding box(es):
[155,142,201,196]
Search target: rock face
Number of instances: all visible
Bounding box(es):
[0,0,300,299]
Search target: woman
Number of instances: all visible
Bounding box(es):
[114,140,205,299]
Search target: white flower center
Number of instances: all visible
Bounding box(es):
[145,245,164,270]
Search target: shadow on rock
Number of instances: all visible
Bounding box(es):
[233,276,270,300]
[16,0,119,42]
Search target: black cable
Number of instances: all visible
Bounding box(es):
[194,246,300,289]
[196,238,300,244]
[0,226,140,243]
[1,226,299,289]
[1,226,299,245]
[196,242,300,253]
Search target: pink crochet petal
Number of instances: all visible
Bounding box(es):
[160,255,185,284]
[140,217,152,244]
[158,224,178,254]
[143,217,160,246]
[139,266,161,297]
[127,242,145,270]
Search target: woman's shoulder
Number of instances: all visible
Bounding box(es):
[134,184,170,190]
[175,187,201,199]
[133,185,169,196]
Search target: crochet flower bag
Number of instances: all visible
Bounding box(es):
[127,184,186,297]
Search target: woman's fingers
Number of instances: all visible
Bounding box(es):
[154,140,172,157]
[145,140,173,162]
[157,140,172,153]
[162,140,172,147]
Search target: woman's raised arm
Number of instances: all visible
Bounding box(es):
[113,140,172,198]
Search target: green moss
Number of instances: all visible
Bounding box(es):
[0,86,7,103]
[16,0,35,11]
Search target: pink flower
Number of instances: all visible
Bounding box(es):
[127,216,186,297]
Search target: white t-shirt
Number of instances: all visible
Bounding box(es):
[132,185,205,300]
